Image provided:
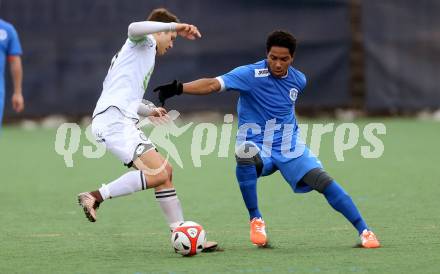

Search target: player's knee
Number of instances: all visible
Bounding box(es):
[155,178,174,190]
[235,142,263,177]
[154,164,175,190]
[300,168,333,193]
[142,168,169,188]
[165,162,173,179]
[156,169,169,185]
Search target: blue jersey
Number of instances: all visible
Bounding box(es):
[0,19,22,93]
[219,59,306,158]
[0,19,22,125]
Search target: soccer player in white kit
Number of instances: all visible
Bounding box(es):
[77,8,217,251]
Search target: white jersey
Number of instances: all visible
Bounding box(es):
[93,35,156,120]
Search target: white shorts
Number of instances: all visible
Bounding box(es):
[92,106,156,166]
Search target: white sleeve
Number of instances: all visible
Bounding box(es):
[215,76,226,92]
[128,21,177,38]
[137,100,157,117]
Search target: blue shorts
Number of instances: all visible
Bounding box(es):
[259,146,323,193]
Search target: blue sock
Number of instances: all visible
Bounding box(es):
[236,164,261,220]
[323,181,368,234]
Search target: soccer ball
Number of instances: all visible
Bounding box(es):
[171,221,206,256]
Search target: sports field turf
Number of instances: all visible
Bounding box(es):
[1,118,439,273]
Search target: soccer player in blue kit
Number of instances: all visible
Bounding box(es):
[0,18,24,126]
[153,30,380,248]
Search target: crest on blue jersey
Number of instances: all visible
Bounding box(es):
[289,88,298,101]
[0,29,7,41]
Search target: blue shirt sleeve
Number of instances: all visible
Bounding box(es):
[220,65,251,93]
[296,70,307,93]
[7,25,22,56]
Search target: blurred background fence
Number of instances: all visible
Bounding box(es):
[1,0,439,120]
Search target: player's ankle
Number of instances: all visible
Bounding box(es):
[90,190,104,203]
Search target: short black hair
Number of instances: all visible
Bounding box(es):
[266,30,297,56]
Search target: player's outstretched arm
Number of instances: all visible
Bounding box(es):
[128,21,201,40]
[153,78,220,106]
[128,21,176,38]
[183,78,221,95]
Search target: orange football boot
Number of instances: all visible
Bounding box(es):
[250,217,268,246]
[360,229,381,248]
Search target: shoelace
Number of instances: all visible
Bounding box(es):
[254,222,265,234]
[363,231,376,241]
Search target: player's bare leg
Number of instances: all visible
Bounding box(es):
[135,150,219,252]
[134,150,184,230]
[78,148,169,222]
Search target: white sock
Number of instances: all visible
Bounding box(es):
[155,188,184,231]
[99,170,147,200]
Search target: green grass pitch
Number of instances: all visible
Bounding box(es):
[0,118,439,273]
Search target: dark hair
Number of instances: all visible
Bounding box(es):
[266,30,297,56]
[147,8,180,23]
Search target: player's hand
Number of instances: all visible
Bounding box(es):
[148,107,171,126]
[151,107,167,117]
[153,80,183,106]
[12,93,24,113]
[175,23,201,40]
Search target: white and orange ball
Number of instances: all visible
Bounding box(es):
[171,221,206,256]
